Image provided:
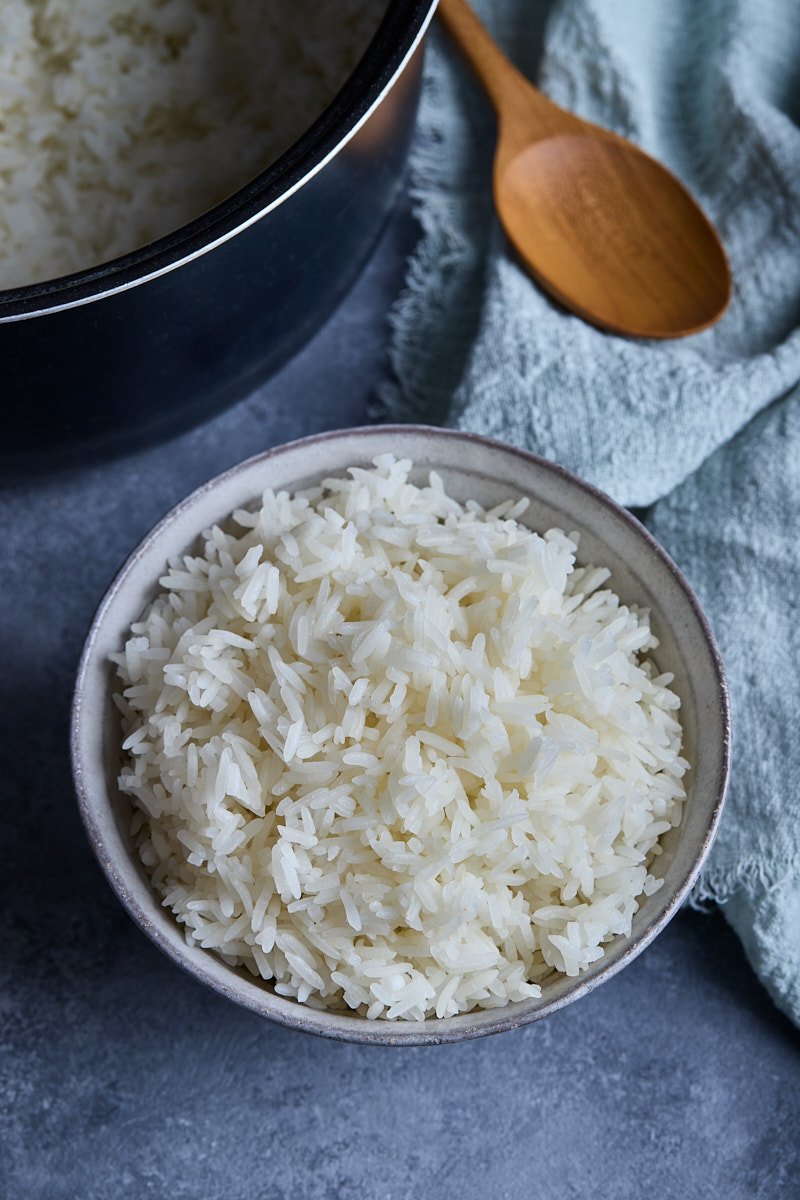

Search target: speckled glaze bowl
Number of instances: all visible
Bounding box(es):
[71,426,730,1044]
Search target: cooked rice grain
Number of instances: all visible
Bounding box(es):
[114,456,688,1020]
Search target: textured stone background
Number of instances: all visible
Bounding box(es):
[2,208,798,1200]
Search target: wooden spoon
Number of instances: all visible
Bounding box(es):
[439,0,732,338]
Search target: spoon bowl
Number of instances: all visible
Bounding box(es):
[440,0,732,338]
[499,133,732,338]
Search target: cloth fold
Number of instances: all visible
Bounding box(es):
[381,0,800,1023]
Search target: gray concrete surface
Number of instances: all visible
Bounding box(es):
[2,208,799,1200]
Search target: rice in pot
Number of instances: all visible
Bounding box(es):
[0,0,385,289]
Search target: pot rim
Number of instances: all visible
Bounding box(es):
[0,0,438,324]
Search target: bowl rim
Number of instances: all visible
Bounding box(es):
[71,424,731,1045]
[0,0,438,324]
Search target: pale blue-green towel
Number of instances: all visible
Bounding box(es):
[382,0,800,1023]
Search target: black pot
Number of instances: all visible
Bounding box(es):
[2,0,437,473]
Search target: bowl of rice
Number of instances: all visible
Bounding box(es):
[1,0,436,469]
[71,426,730,1044]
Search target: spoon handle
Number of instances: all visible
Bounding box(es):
[438,0,580,138]
[438,0,526,111]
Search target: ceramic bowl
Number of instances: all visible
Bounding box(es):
[71,425,730,1045]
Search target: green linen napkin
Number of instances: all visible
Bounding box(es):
[381,0,800,1023]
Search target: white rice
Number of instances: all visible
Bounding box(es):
[113,456,688,1021]
[0,0,384,290]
